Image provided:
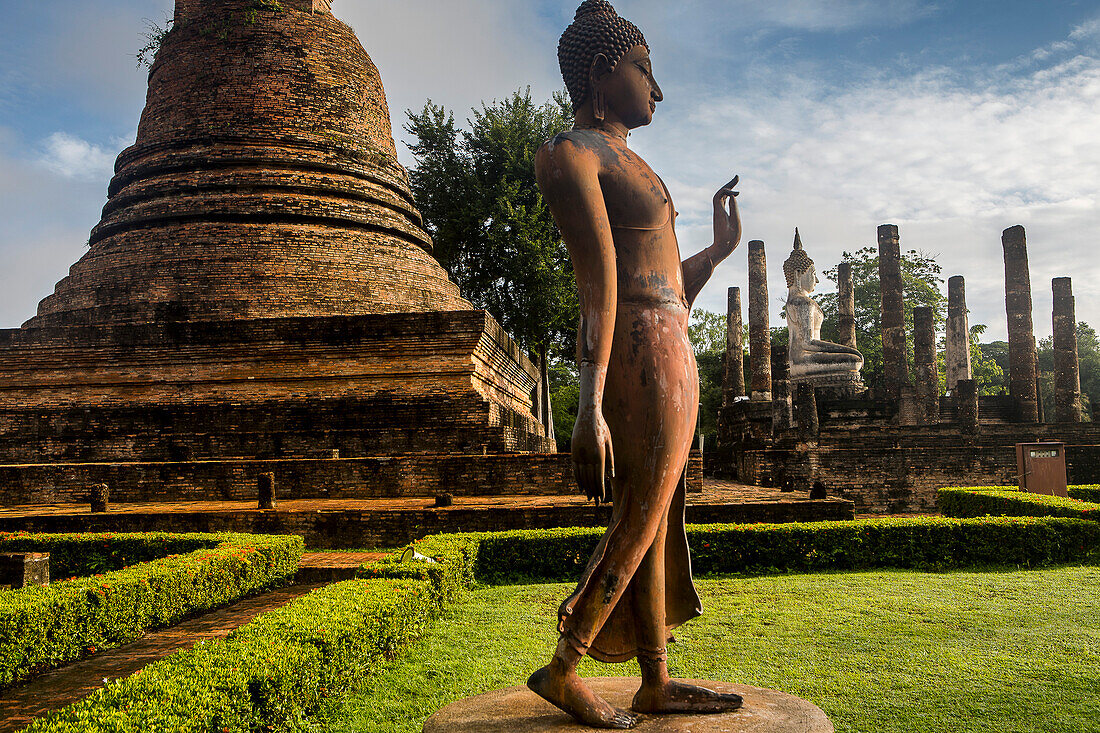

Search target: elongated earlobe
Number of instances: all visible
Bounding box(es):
[593,89,606,123]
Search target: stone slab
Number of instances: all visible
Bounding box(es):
[423,677,833,732]
[0,552,49,588]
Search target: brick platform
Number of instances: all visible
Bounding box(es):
[0,482,854,549]
[714,396,1100,513]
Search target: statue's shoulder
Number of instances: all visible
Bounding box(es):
[536,131,602,180]
[786,290,815,308]
[540,130,603,158]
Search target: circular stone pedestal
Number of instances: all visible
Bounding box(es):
[423,677,833,732]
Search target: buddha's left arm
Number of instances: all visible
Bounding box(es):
[682,177,740,307]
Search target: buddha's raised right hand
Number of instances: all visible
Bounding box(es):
[571,406,616,504]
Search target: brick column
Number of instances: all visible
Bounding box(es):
[1002,225,1039,422]
[913,306,938,423]
[722,287,746,405]
[795,382,819,442]
[1052,277,1083,423]
[878,224,909,401]
[258,472,276,510]
[945,275,971,392]
[771,350,792,434]
[837,262,857,349]
[748,240,772,401]
[954,379,979,434]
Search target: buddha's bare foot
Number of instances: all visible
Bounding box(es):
[527,665,640,729]
[632,679,744,715]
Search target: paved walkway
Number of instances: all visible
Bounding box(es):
[0,583,324,732]
[0,480,810,519]
[300,550,385,567]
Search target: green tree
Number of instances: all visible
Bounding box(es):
[968,325,1006,396]
[548,358,580,449]
[689,309,727,446]
[817,247,947,394]
[405,88,577,356]
[1077,322,1100,420]
[1037,322,1100,420]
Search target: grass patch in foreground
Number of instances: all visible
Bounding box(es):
[319,566,1100,733]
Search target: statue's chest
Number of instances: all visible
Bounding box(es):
[811,299,824,330]
[599,153,673,231]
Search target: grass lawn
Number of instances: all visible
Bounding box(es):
[319,566,1100,733]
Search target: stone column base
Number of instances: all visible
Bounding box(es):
[791,373,865,400]
[423,677,833,732]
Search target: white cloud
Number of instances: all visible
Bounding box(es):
[337,1,562,165]
[0,129,106,328]
[1070,16,1100,42]
[744,0,938,32]
[37,132,117,181]
[652,50,1100,340]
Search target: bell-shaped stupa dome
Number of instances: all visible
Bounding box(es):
[24,0,469,328]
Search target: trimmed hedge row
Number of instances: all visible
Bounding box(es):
[0,532,302,688]
[0,532,220,580]
[27,538,470,732]
[460,516,1100,584]
[939,486,1100,521]
[26,579,442,733]
[1069,485,1100,503]
[23,516,1100,731]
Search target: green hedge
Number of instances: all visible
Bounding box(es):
[0,532,220,580]
[0,532,302,688]
[1069,485,1100,503]
[27,537,468,733]
[26,579,441,733]
[939,486,1100,521]
[454,517,1100,584]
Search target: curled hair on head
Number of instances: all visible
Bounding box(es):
[783,228,816,288]
[558,0,649,112]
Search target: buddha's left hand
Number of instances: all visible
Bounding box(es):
[712,176,741,255]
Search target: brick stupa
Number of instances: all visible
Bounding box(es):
[0,0,554,504]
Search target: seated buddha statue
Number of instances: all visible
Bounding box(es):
[784,229,864,389]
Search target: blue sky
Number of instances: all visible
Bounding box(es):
[1,0,1099,339]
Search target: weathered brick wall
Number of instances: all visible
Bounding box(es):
[0,312,554,463]
[715,418,1100,513]
[715,389,1100,512]
[0,486,833,551]
[0,452,703,506]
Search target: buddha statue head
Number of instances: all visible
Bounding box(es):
[783,229,818,293]
[558,0,660,129]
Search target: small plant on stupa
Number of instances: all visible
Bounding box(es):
[136,15,173,70]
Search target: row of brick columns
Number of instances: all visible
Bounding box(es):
[875,222,1082,425]
[724,223,1084,430]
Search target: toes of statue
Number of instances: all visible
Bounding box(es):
[633,681,744,714]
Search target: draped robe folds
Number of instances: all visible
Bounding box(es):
[557,297,703,663]
[559,470,702,662]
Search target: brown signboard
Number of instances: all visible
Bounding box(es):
[1015,442,1068,497]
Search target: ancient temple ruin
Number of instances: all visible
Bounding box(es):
[0,0,556,506]
[712,223,1100,513]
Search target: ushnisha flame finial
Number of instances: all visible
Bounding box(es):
[783,228,815,288]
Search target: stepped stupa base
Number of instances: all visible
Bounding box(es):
[422,677,833,732]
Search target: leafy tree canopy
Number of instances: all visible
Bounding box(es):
[405,88,577,355]
[817,247,946,393]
